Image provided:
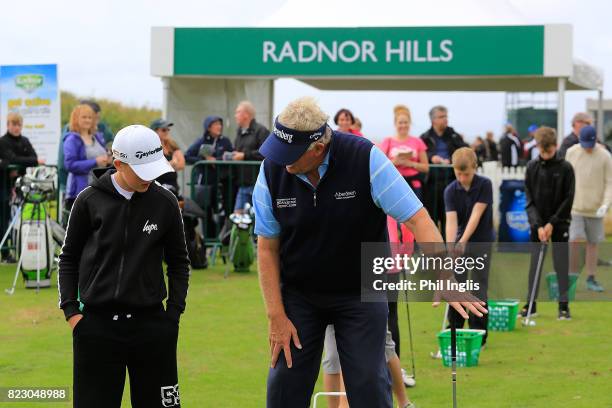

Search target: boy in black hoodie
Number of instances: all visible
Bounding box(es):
[523,126,575,320]
[59,125,190,408]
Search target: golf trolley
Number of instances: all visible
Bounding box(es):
[1,166,65,294]
[221,203,255,277]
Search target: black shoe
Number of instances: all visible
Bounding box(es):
[558,304,571,320]
[597,258,612,267]
[519,302,537,318]
[1,254,16,263]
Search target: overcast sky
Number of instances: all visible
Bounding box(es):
[1,0,610,142]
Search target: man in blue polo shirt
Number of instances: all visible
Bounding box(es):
[254,97,487,408]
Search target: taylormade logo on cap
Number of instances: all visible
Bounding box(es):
[112,125,165,164]
[135,146,163,160]
[273,126,294,144]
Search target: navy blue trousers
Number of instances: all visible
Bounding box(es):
[266,287,392,408]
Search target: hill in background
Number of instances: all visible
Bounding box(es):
[61,91,162,134]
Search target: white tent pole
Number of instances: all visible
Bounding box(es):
[162,77,170,118]
[268,80,275,130]
[597,88,604,140]
[557,77,566,146]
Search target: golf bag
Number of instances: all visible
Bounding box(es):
[14,167,57,288]
[17,202,54,287]
[161,183,208,270]
[220,205,255,273]
[184,213,208,269]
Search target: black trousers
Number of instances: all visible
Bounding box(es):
[267,287,392,408]
[73,305,180,408]
[527,225,570,304]
[424,179,451,239]
[386,272,401,358]
[387,301,400,357]
[447,244,491,345]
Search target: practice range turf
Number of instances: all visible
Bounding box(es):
[0,256,611,408]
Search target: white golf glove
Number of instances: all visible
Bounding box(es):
[596,205,609,218]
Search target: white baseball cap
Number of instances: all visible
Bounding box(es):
[111,125,174,181]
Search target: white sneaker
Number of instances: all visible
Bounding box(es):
[401,368,416,387]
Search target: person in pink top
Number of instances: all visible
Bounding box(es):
[380,104,429,198]
[379,105,429,243]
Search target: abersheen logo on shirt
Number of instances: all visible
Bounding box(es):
[143,219,158,234]
[334,191,357,200]
[276,197,297,208]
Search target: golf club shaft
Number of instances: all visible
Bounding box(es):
[526,243,546,325]
[401,268,416,379]
[443,303,449,330]
[6,249,25,295]
[0,205,21,252]
[451,324,457,408]
[396,224,417,378]
[36,207,41,289]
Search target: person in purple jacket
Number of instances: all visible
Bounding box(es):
[63,103,111,211]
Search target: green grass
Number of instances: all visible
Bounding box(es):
[1,262,611,407]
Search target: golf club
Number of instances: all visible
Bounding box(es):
[431,303,449,359]
[451,324,458,408]
[5,250,25,295]
[396,224,417,386]
[0,205,22,255]
[523,242,546,327]
[401,267,417,386]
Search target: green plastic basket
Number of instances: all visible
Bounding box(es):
[546,273,579,301]
[487,300,519,332]
[436,329,485,368]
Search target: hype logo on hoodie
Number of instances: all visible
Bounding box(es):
[143,219,158,235]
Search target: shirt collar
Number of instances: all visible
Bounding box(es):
[456,174,480,192]
[322,149,330,167]
[241,119,256,134]
[295,149,331,186]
